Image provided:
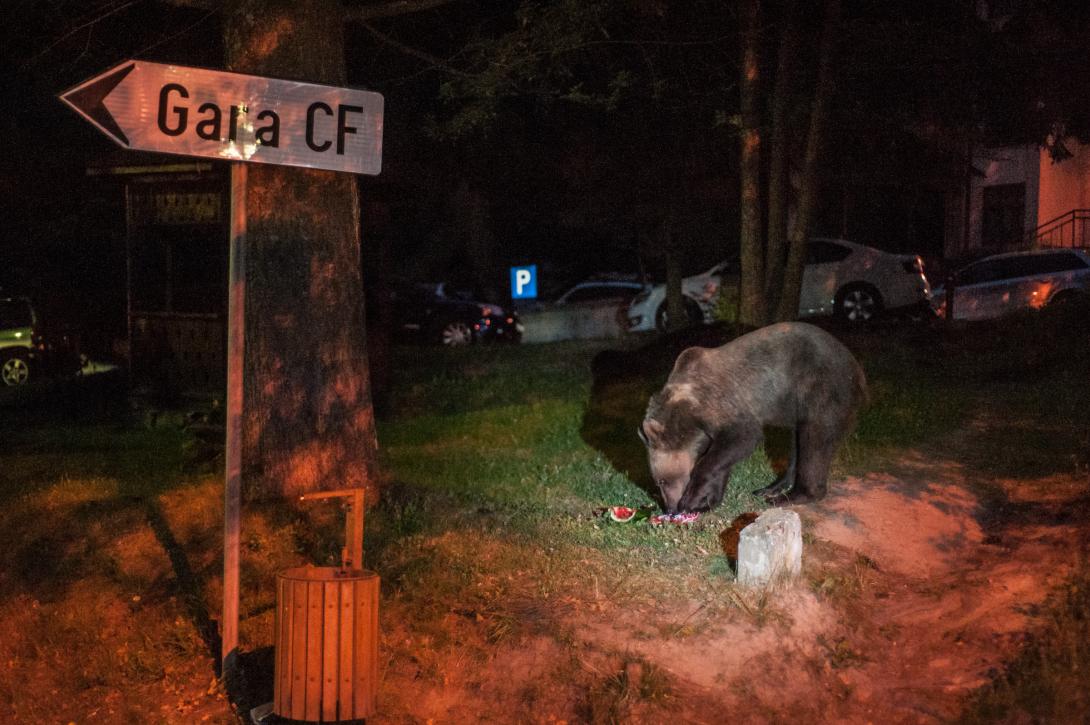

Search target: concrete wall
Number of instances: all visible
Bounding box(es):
[945,143,1040,259]
[519,303,627,344]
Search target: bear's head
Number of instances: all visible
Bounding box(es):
[638,410,710,514]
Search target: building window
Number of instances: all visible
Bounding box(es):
[981,183,1026,248]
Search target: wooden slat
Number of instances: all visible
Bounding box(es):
[321,581,340,722]
[369,576,379,715]
[339,577,355,721]
[354,576,379,718]
[353,578,367,719]
[273,576,291,716]
[305,580,324,722]
[290,579,308,722]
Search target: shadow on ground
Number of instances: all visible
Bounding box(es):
[0,368,129,425]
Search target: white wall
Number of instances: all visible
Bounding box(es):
[945,143,1040,258]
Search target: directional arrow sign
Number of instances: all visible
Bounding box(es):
[60,60,383,175]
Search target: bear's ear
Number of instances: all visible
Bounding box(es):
[638,419,665,447]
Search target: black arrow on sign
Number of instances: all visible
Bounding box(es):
[59,63,136,147]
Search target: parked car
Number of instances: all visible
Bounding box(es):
[553,274,649,307]
[930,248,1090,321]
[0,296,83,386]
[626,260,732,332]
[518,274,649,343]
[797,238,932,322]
[513,273,647,312]
[391,282,521,346]
[553,274,648,326]
[626,238,932,331]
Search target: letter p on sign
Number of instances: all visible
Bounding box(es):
[511,265,538,300]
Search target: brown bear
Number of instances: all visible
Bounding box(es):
[638,321,866,512]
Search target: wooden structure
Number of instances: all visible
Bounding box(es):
[274,488,378,722]
[274,567,379,722]
[90,156,229,396]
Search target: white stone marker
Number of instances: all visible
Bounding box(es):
[737,509,802,588]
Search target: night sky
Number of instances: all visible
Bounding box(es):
[3,0,1089,338]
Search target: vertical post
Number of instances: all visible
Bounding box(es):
[223,162,247,685]
[350,489,364,569]
[124,183,134,391]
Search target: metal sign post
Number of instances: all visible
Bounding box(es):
[222,162,247,683]
[60,59,384,696]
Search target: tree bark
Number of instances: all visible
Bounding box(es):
[763,0,801,318]
[223,0,379,499]
[737,0,765,327]
[775,0,840,322]
[453,179,497,296]
[663,222,685,332]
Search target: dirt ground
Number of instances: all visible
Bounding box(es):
[3,400,1085,723]
[371,412,1089,724]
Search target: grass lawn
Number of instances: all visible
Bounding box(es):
[0,301,1087,722]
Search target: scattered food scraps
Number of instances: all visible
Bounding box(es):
[650,512,700,526]
[597,506,696,525]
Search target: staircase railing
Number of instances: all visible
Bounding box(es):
[1033,208,1090,249]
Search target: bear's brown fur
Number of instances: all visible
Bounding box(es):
[638,322,866,512]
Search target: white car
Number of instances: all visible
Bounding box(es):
[797,238,931,322]
[626,238,932,331]
[554,277,648,306]
[626,260,732,332]
[930,248,1090,321]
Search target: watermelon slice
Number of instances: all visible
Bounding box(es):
[608,506,637,522]
[605,505,654,522]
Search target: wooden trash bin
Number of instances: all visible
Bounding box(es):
[274,566,380,722]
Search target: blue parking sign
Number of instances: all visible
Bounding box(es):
[510,265,538,299]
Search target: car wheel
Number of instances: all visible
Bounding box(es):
[655,297,704,332]
[439,320,473,346]
[1047,290,1085,309]
[835,283,883,323]
[1,352,31,386]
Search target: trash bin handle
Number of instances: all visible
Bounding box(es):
[299,488,365,570]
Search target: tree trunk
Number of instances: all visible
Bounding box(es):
[763,0,801,318]
[663,224,685,332]
[453,179,497,297]
[738,0,765,327]
[223,0,379,499]
[776,0,840,322]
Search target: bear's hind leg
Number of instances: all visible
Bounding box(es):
[788,419,841,503]
[754,426,798,499]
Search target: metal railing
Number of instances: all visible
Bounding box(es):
[1033,209,1090,249]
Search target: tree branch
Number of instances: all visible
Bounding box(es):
[24,0,146,69]
[164,0,460,21]
[359,21,474,77]
[343,0,459,23]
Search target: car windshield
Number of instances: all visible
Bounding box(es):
[442,286,485,302]
[644,259,733,284]
[0,299,32,329]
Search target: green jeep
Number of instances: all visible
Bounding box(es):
[0,297,35,385]
[1,297,85,386]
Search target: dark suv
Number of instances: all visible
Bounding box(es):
[0,297,82,386]
[392,283,522,346]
